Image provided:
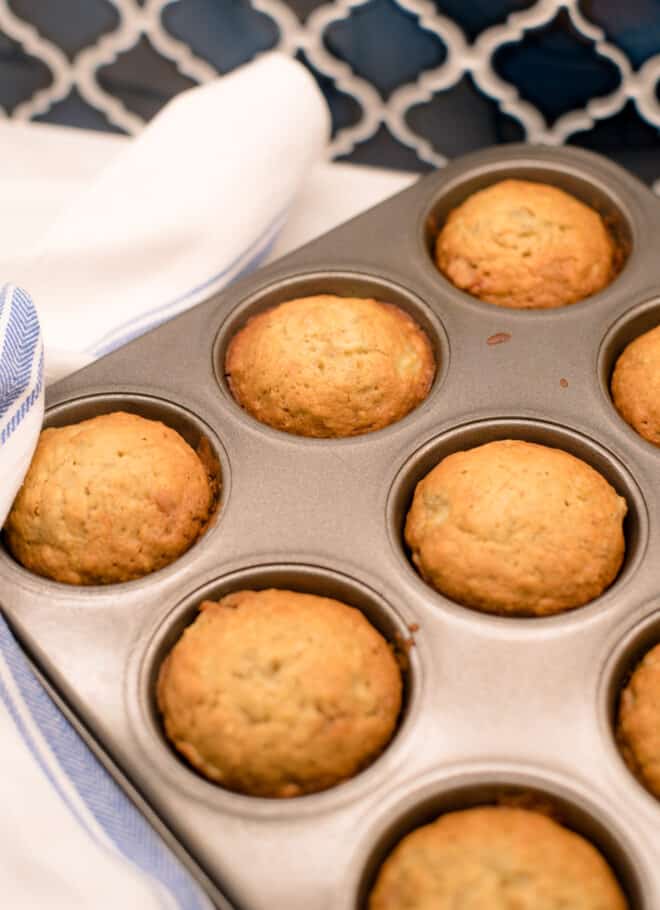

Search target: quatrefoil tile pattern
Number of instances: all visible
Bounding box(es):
[323,0,448,99]
[493,8,622,126]
[0,0,658,188]
[8,0,118,61]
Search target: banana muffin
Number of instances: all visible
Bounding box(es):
[611,324,660,446]
[368,806,628,909]
[435,179,617,309]
[225,294,435,437]
[4,411,216,585]
[404,440,627,617]
[617,641,660,799]
[157,588,402,797]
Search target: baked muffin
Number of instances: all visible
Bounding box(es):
[404,440,627,617]
[368,806,628,909]
[617,641,660,799]
[157,588,402,797]
[4,411,216,585]
[611,324,660,446]
[435,179,616,309]
[225,295,435,437]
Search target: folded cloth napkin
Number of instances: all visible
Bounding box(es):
[1,51,329,907]
[13,51,330,384]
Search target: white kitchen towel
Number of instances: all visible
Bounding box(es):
[14,52,330,385]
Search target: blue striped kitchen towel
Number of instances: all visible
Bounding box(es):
[0,283,44,522]
[0,620,218,910]
[0,284,218,909]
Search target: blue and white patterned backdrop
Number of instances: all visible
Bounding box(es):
[1,0,659,188]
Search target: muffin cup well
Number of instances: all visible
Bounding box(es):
[387,418,647,623]
[0,392,228,590]
[599,297,660,451]
[599,608,660,812]
[421,154,634,313]
[127,563,422,817]
[212,271,449,440]
[348,768,648,910]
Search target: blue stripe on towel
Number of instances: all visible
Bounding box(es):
[0,285,43,445]
[0,619,213,910]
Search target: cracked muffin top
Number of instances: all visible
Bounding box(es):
[435,179,617,309]
[404,439,627,617]
[611,324,660,447]
[368,806,628,910]
[617,641,660,800]
[4,411,216,585]
[157,588,403,797]
[224,294,435,437]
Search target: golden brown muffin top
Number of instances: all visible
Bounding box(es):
[435,179,616,309]
[4,411,215,585]
[225,295,435,437]
[157,588,403,797]
[404,439,627,616]
[617,641,660,799]
[368,806,628,910]
[611,324,660,447]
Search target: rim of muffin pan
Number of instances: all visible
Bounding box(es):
[598,297,660,453]
[126,563,424,818]
[599,607,660,817]
[344,765,649,910]
[211,270,450,443]
[0,393,229,592]
[386,417,648,627]
[419,156,637,317]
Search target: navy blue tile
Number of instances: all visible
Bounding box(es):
[434,0,535,42]
[297,50,363,137]
[97,35,196,122]
[0,32,51,112]
[162,0,279,73]
[34,85,126,133]
[405,74,525,158]
[324,0,447,98]
[569,100,660,186]
[494,9,621,125]
[580,0,660,68]
[8,0,118,60]
[284,0,329,22]
[337,123,432,171]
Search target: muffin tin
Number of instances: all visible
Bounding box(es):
[1,143,660,908]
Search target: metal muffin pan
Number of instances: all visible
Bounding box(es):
[1,143,660,908]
